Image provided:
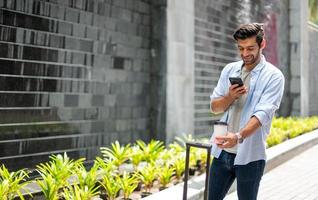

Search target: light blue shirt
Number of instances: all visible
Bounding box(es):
[210,55,285,165]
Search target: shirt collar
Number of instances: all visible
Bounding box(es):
[234,54,266,75]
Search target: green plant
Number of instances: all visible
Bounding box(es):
[0,165,31,200]
[99,173,121,200]
[75,163,99,190]
[36,174,60,200]
[267,128,289,147]
[173,157,185,181]
[63,184,100,200]
[157,149,174,166]
[0,181,10,200]
[136,163,157,193]
[129,146,144,171]
[189,149,198,169]
[119,171,138,199]
[136,140,164,163]
[36,153,84,187]
[36,153,85,199]
[169,142,185,154]
[156,164,174,189]
[267,116,318,147]
[310,0,318,24]
[195,148,212,171]
[95,157,116,173]
[100,141,131,168]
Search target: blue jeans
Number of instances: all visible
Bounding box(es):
[208,150,265,200]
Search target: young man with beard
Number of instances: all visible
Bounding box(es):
[208,23,285,200]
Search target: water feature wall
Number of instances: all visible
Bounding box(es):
[0,0,153,169]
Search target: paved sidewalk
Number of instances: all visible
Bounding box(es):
[225,144,318,200]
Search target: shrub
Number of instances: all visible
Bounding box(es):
[118,171,139,200]
[0,165,31,200]
[267,116,318,147]
[156,164,174,189]
[136,140,164,163]
[136,163,157,193]
[100,141,131,168]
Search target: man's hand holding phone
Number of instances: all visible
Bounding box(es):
[228,77,248,100]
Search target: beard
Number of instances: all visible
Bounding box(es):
[242,49,261,66]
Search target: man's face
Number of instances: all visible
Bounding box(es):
[237,36,263,67]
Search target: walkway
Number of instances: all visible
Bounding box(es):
[225,144,318,200]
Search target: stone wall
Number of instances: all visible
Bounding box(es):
[165,0,195,142]
[288,0,309,116]
[193,0,242,136]
[308,22,318,116]
[148,0,167,142]
[0,0,153,169]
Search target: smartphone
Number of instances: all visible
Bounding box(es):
[229,77,244,87]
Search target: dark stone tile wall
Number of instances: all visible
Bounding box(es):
[0,0,152,170]
[194,0,241,136]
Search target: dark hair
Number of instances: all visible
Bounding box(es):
[233,23,264,46]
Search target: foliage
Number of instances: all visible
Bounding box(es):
[0,165,31,200]
[156,164,174,188]
[129,146,144,171]
[266,127,289,147]
[267,116,318,147]
[168,142,185,155]
[173,156,185,181]
[74,163,99,190]
[63,184,100,200]
[136,140,165,163]
[189,149,198,169]
[118,171,138,199]
[36,153,85,199]
[99,173,121,200]
[100,141,131,168]
[195,148,212,171]
[157,149,173,167]
[95,157,116,173]
[36,153,84,187]
[309,0,318,24]
[136,163,157,192]
[36,174,60,200]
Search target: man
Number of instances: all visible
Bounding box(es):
[208,23,285,200]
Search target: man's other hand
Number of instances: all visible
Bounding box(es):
[215,132,238,148]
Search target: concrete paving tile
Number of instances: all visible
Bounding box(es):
[225,145,318,200]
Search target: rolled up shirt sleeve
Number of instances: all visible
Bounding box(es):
[253,73,285,126]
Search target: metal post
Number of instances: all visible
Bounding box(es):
[205,148,212,200]
[183,144,191,200]
[183,142,212,200]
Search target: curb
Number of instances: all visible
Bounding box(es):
[143,129,318,200]
[265,129,318,173]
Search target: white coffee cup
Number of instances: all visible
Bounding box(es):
[211,121,228,144]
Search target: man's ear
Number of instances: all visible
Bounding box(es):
[261,39,266,49]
